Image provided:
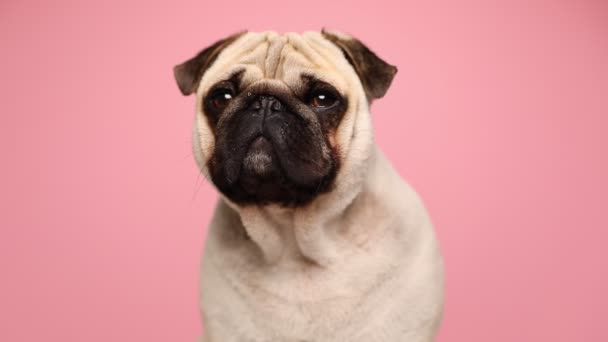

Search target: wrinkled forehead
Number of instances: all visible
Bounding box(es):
[197,31,355,97]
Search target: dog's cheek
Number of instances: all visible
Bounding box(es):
[327,130,340,152]
[192,113,216,172]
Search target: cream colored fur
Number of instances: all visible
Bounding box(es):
[191,31,444,342]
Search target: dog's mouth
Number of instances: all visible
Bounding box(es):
[242,136,277,178]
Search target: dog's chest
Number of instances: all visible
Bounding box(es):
[200,240,410,342]
[198,186,442,341]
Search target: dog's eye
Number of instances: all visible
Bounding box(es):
[309,90,338,108]
[210,89,234,110]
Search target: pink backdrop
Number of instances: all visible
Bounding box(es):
[1,0,607,340]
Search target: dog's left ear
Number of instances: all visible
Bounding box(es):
[173,31,246,96]
[322,29,397,100]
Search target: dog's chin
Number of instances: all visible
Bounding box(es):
[237,136,296,203]
[238,136,281,191]
[241,136,277,179]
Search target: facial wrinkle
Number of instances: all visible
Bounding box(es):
[286,33,327,69]
[264,34,286,79]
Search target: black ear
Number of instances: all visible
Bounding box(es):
[321,29,397,100]
[173,31,246,96]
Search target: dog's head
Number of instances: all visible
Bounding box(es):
[174,30,396,206]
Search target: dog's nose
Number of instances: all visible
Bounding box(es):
[249,95,285,117]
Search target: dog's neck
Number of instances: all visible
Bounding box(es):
[223,145,387,267]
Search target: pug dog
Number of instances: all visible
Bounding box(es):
[173,30,444,342]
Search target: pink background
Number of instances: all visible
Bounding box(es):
[1,0,607,340]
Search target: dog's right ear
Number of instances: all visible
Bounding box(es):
[173,31,246,96]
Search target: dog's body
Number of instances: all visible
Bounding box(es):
[174,31,444,341]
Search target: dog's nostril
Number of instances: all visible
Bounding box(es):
[271,100,284,111]
[251,95,284,113]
